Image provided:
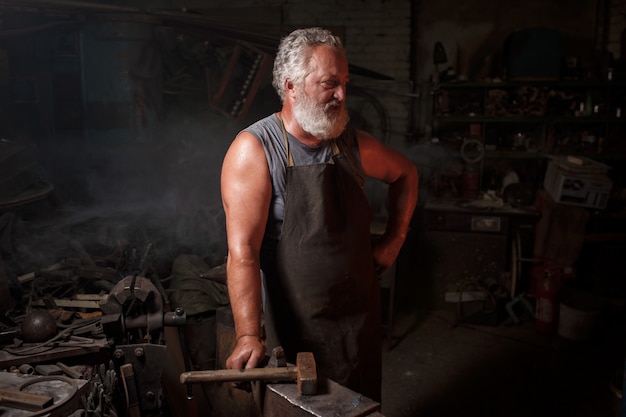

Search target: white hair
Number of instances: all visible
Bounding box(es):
[272,27,345,102]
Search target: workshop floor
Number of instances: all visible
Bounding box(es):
[381,308,625,417]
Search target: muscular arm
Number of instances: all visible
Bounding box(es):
[221,131,270,369]
[358,131,418,274]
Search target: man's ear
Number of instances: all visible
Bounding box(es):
[285,79,296,97]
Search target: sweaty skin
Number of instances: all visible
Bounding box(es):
[221,44,418,370]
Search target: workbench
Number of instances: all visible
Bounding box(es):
[415,197,539,321]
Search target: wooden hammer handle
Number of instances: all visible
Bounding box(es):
[180,352,318,395]
[180,366,297,384]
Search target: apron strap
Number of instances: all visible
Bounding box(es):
[278,113,295,168]
[278,113,340,168]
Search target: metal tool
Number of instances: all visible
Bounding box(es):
[99,275,186,414]
[180,351,318,395]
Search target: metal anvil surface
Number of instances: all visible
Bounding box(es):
[263,379,384,417]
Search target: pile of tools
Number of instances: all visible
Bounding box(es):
[0,228,186,417]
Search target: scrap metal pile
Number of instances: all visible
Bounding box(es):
[0,223,186,417]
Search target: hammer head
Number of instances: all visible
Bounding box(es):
[296,352,317,395]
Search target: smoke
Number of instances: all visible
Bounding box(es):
[405,140,459,204]
[12,101,241,274]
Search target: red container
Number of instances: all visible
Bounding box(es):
[532,262,564,335]
[462,166,479,199]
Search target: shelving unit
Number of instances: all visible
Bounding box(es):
[430,81,626,198]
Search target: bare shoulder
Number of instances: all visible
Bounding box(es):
[221,131,270,197]
[223,131,266,167]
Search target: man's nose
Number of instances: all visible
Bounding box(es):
[333,84,346,101]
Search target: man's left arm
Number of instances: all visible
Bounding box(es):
[357,131,418,275]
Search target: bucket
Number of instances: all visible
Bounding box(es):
[558,288,604,341]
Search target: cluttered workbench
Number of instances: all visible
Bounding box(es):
[1,246,388,417]
[0,370,91,417]
[0,265,187,417]
[415,195,540,324]
[415,153,623,328]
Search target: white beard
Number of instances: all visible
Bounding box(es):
[292,91,350,141]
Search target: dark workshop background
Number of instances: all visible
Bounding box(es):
[0,0,625,358]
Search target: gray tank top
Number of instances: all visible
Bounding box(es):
[243,113,364,241]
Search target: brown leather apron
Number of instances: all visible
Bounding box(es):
[262,120,382,401]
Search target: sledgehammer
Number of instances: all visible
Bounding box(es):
[180,351,318,395]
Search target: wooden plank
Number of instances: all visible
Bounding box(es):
[30,299,101,309]
[0,340,109,369]
[0,388,53,411]
[0,372,91,417]
[73,294,108,301]
[17,262,64,283]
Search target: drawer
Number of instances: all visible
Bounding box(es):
[425,210,508,234]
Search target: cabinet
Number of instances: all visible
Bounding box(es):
[414,199,539,323]
[430,81,626,200]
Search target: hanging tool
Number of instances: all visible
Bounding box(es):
[434,41,448,65]
[121,363,141,417]
[433,41,448,83]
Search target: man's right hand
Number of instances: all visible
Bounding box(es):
[225,335,266,370]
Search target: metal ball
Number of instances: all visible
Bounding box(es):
[21,310,57,343]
